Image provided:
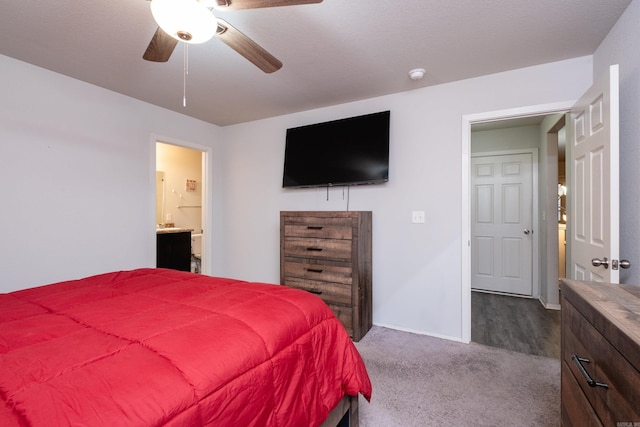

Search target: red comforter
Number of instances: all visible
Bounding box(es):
[0,268,371,426]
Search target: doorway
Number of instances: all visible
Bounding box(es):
[461,101,574,344]
[468,117,565,356]
[154,138,212,275]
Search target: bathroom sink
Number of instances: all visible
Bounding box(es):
[157,227,181,231]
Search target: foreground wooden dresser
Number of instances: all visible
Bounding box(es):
[561,279,640,426]
[280,211,372,341]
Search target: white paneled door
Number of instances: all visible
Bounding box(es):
[568,64,620,283]
[471,153,533,296]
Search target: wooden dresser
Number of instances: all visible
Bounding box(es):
[561,279,640,426]
[280,211,372,341]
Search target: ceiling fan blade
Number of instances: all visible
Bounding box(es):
[216,19,282,73]
[143,27,179,62]
[213,0,322,10]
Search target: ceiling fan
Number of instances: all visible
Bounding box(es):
[143,0,323,73]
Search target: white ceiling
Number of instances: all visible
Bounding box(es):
[0,0,631,126]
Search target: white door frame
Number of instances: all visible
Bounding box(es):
[471,149,539,297]
[461,101,574,343]
[150,134,213,275]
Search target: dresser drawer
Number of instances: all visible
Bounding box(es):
[283,261,352,285]
[283,237,352,261]
[283,275,352,306]
[562,301,640,425]
[283,216,353,237]
[284,224,352,240]
[561,363,603,427]
[326,303,353,337]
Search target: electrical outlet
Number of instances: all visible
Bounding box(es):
[411,211,425,224]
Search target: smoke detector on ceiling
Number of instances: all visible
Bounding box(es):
[409,68,425,80]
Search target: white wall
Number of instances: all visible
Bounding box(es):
[593,0,640,285]
[0,51,595,340]
[471,125,541,153]
[0,55,221,292]
[217,56,593,340]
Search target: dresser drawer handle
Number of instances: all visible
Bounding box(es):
[571,355,609,389]
[307,289,323,295]
[306,247,323,252]
[306,268,323,273]
[307,226,324,230]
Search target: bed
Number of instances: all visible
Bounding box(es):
[0,268,371,426]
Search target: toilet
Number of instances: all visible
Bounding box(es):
[191,233,202,274]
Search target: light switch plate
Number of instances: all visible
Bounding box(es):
[411,211,425,224]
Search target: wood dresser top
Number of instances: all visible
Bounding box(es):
[562,279,640,369]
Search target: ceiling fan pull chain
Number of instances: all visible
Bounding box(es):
[183,43,189,107]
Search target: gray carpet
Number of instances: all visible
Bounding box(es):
[354,326,560,426]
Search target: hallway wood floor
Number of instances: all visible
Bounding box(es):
[471,291,561,359]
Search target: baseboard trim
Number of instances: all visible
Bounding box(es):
[543,302,561,310]
[471,288,537,299]
[372,322,466,344]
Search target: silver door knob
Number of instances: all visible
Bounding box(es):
[591,257,609,269]
[524,229,532,235]
[620,259,632,269]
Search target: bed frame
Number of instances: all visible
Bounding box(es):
[321,395,359,427]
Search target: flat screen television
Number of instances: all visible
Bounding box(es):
[282,110,390,188]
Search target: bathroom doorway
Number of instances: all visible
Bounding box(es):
[155,140,211,274]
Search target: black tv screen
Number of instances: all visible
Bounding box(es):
[282,111,390,188]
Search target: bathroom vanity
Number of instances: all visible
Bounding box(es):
[156,228,192,271]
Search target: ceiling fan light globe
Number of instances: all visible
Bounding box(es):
[150,0,217,44]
